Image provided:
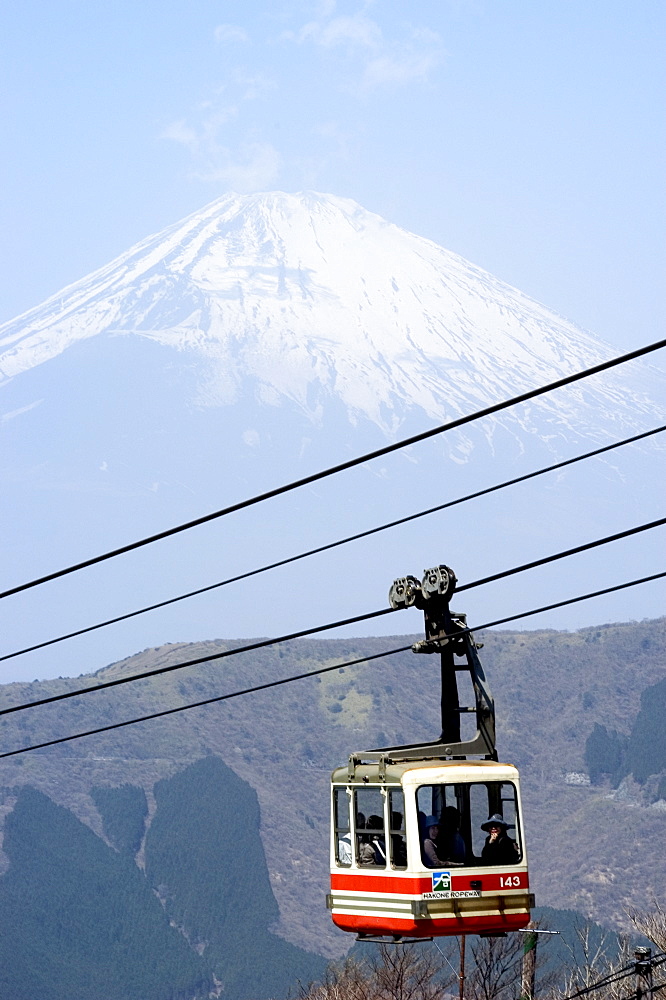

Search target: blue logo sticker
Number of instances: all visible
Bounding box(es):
[432,870,451,892]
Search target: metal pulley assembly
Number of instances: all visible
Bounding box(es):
[388,575,422,609]
[420,564,457,602]
[388,564,457,611]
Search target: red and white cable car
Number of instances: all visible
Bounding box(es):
[328,566,533,941]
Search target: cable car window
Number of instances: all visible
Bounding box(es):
[333,787,351,867]
[388,789,407,869]
[417,782,521,867]
[469,783,489,857]
[354,788,386,868]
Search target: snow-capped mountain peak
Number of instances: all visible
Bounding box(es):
[1,191,647,438]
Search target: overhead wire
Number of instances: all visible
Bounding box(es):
[2,518,664,716]
[430,939,460,979]
[615,984,666,1000]
[563,965,647,999]
[2,337,664,601]
[560,950,666,999]
[1,568,663,758]
[3,423,663,664]
[0,606,399,718]
[454,516,666,595]
[564,967,638,999]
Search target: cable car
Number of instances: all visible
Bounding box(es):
[328,566,533,941]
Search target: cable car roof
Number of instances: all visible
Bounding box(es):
[331,759,520,785]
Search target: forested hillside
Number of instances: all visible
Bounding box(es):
[0,616,663,990]
[0,787,209,1000]
[586,675,666,795]
[0,758,324,999]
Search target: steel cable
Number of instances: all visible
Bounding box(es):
[3,423,662,664]
[2,338,664,601]
[1,568,663,758]
[1,519,663,717]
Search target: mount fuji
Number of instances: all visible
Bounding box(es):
[1,192,664,683]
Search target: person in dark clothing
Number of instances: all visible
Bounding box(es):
[390,811,407,867]
[480,814,519,865]
[359,814,386,866]
[436,806,466,865]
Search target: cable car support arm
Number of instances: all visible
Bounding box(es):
[348,565,497,778]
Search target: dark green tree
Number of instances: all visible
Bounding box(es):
[584,723,626,785]
[92,783,148,855]
[623,677,666,783]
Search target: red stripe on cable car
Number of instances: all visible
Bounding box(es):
[330,870,529,894]
[331,873,430,893]
[331,912,531,937]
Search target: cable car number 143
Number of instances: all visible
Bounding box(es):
[499,875,522,888]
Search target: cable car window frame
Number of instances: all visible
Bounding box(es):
[333,786,352,867]
[353,786,387,868]
[416,780,522,867]
[388,788,407,869]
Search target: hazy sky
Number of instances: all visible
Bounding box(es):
[0,2,664,688]
[2,0,664,351]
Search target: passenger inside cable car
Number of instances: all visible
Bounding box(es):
[330,763,531,938]
[480,814,520,865]
[416,780,522,869]
[332,777,522,871]
[421,806,466,868]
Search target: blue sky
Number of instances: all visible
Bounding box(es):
[0,1,664,685]
[1,0,664,351]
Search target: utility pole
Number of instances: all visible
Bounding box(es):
[519,926,559,999]
[521,922,538,1000]
[634,947,653,1000]
[459,934,466,1000]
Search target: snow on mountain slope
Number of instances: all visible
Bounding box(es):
[1,192,657,441]
[0,192,663,684]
